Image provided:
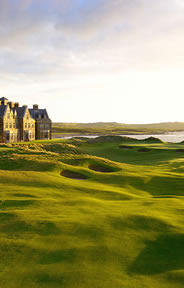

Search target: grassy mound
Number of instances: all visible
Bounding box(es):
[42,143,81,154]
[87,135,124,143]
[0,139,184,287]
[140,136,164,143]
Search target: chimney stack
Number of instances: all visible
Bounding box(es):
[33,104,39,110]
[3,99,8,105]
[8,102,15,109]
[14,102,20,108]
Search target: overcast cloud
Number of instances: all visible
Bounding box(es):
[0,0,184,122]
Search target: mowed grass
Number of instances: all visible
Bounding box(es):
[0,138,184,287]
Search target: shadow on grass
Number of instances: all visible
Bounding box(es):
[127,175,184,197]
[0,158,57,172]
[129,233,184,275]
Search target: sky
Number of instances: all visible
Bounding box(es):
[0,0,184,123]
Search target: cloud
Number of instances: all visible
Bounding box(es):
[0,0,184,123]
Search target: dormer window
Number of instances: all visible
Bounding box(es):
[8,113,10,119]
[26,114,29,120]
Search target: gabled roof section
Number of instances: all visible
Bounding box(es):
[14,106,27,118]
[29,108,49,120]
[0,97,8,101]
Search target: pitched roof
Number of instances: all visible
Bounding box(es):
[29,108,49,119]
[0,97,8,101]
[13,106,27,118]
[0,105,7,117]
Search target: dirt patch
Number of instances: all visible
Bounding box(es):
[120,145,134,150]
[88,164,114,173]
[138,148,151,153]
[60,170,87,180]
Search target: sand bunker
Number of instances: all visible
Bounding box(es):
[176,149,184,153]
[60,170,87,180]
[120,145,134,150]
[138,148,151,153]
[88,164,114,173]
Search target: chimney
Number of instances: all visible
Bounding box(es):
[8,102,15,109]
[14,102,20,108]
[33,104,39,110]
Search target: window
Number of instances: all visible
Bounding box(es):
[28,123,30,128]
[44,132,49,139]
[5,123,8,129]
[7,113,10,119]
[25,123,27,128]
[5,132,9,141]
[13,133,18,142]
[26,114,29,120]
[13,123,15,128]
[9,123,12,128]
[32,124,34,128]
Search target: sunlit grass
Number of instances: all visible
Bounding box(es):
[0,137,184,287]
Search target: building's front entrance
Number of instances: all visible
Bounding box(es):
[5,131,10,143]
[24,131,32,141]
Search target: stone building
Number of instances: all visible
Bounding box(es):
[0,97,52,143]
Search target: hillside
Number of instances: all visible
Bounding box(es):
[0,137,184,287]
[52,122,184,136]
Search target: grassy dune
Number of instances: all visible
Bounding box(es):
[0,137,184,287]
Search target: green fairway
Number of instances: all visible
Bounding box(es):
[0,137,184,287]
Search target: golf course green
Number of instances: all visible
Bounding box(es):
[0,136,184,287]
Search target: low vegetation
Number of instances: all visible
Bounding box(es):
[0,136,184,287]
[53,121,184,136]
